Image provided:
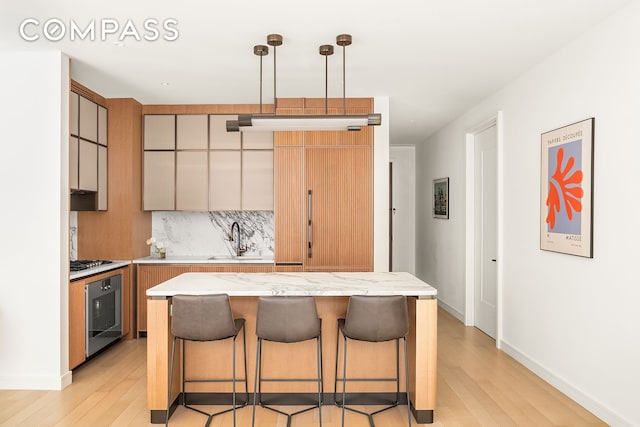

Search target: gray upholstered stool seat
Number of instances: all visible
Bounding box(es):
[252,296,323,427]
[166,294,248,427]
[335,295,412,427]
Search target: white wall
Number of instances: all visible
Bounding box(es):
[0,51,70,389]
[416,1,640,425]
[373,96,390,272]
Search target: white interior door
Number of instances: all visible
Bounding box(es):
[474,125,497,338]
[390,146,416,274]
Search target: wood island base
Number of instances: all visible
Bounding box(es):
[145,273,438,424]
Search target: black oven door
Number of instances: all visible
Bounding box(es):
[85,274,122,357]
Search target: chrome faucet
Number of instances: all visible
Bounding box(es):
[229,221,247,257]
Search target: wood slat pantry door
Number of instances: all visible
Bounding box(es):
[304,146,373,271]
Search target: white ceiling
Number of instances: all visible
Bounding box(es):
[0,0,630,145]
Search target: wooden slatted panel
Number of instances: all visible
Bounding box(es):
[274,147,304,264]
[78,99,151,260]
[274,265,304,272]
[305,147,372,271]
[273,107,303,147]
[68,280,86,369]
[141,104,274,115]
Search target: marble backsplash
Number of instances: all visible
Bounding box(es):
[151,211,274,257]
[69,211,77,261]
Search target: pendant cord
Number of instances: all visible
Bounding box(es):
[273,45,277,111]
[342,44,346,115]
[325,54,329,115]
[259,54,263,114]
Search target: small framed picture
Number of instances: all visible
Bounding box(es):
[433,177,449,219]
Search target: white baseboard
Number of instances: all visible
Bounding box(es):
[0,370,72,390]
[437,299,465,323]
[500,339,634,427]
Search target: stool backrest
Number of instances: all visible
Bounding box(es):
[256,296,321,343]
[171,294,236,341]
[344,295,409,342]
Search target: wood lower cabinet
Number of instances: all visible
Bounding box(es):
[69,266,132,370]
[69,279,86,370]
[136,264,274,334]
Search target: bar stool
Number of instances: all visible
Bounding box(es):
[334,295,412,427]
[252,296,323,427]
[166,294,248,427]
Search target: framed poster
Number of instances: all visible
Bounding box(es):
[540,118,594,257]
[433,177,449,219]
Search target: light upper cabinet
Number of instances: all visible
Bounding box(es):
[98,105,108,146]
[177,115,208,149]
[242,150,274,210]
[144,115,175,150]
[176,151,208,211]
[70,136,79,190]
[209,150,241,210]
[144,151,175,210]
[79,96,98,142]
[78,139,98,192]
[243,131,273,149]
[210,115,240,149]
[143,113,274,211]
[70,93,79,136]
[70,90,108,210]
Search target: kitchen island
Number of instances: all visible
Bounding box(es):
[146,272,437,424]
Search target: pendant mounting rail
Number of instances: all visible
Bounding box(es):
[226,33,381,133]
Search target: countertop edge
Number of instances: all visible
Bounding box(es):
[133,256,275,265]
[70,260,131,281]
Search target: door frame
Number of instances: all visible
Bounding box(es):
[465,111,504,347]
[389,145,416,275]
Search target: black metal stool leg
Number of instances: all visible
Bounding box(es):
[251,337,261,427]
[404,337,412,427]
[232,334,237,427]
[342,334,347,427]
[317,336,323,426]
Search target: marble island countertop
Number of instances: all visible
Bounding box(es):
[134,255,274,264]
[146,271,437,298]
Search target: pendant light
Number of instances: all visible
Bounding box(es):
[226,34,381,132]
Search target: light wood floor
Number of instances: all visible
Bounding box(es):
[0,309,606,426]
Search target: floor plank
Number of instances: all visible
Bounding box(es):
[0,308,606,426]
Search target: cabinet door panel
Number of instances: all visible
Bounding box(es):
[243,131,273,149]
[144,151,175,210]
[176,151,208,211]
[69,280,86,369]
[70,136,79,190]
[144,115,175,150]
[78,140,98,191]
[305,147,372,271]
[70,92,79,136]
[242,150,273,210]
[210,115,240,149]
[209,151,241,210]
[98,105,108,146]
[79,96,98,142]
[98,145,107,210]
[177,115,208,150]
[274,147,304,263]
